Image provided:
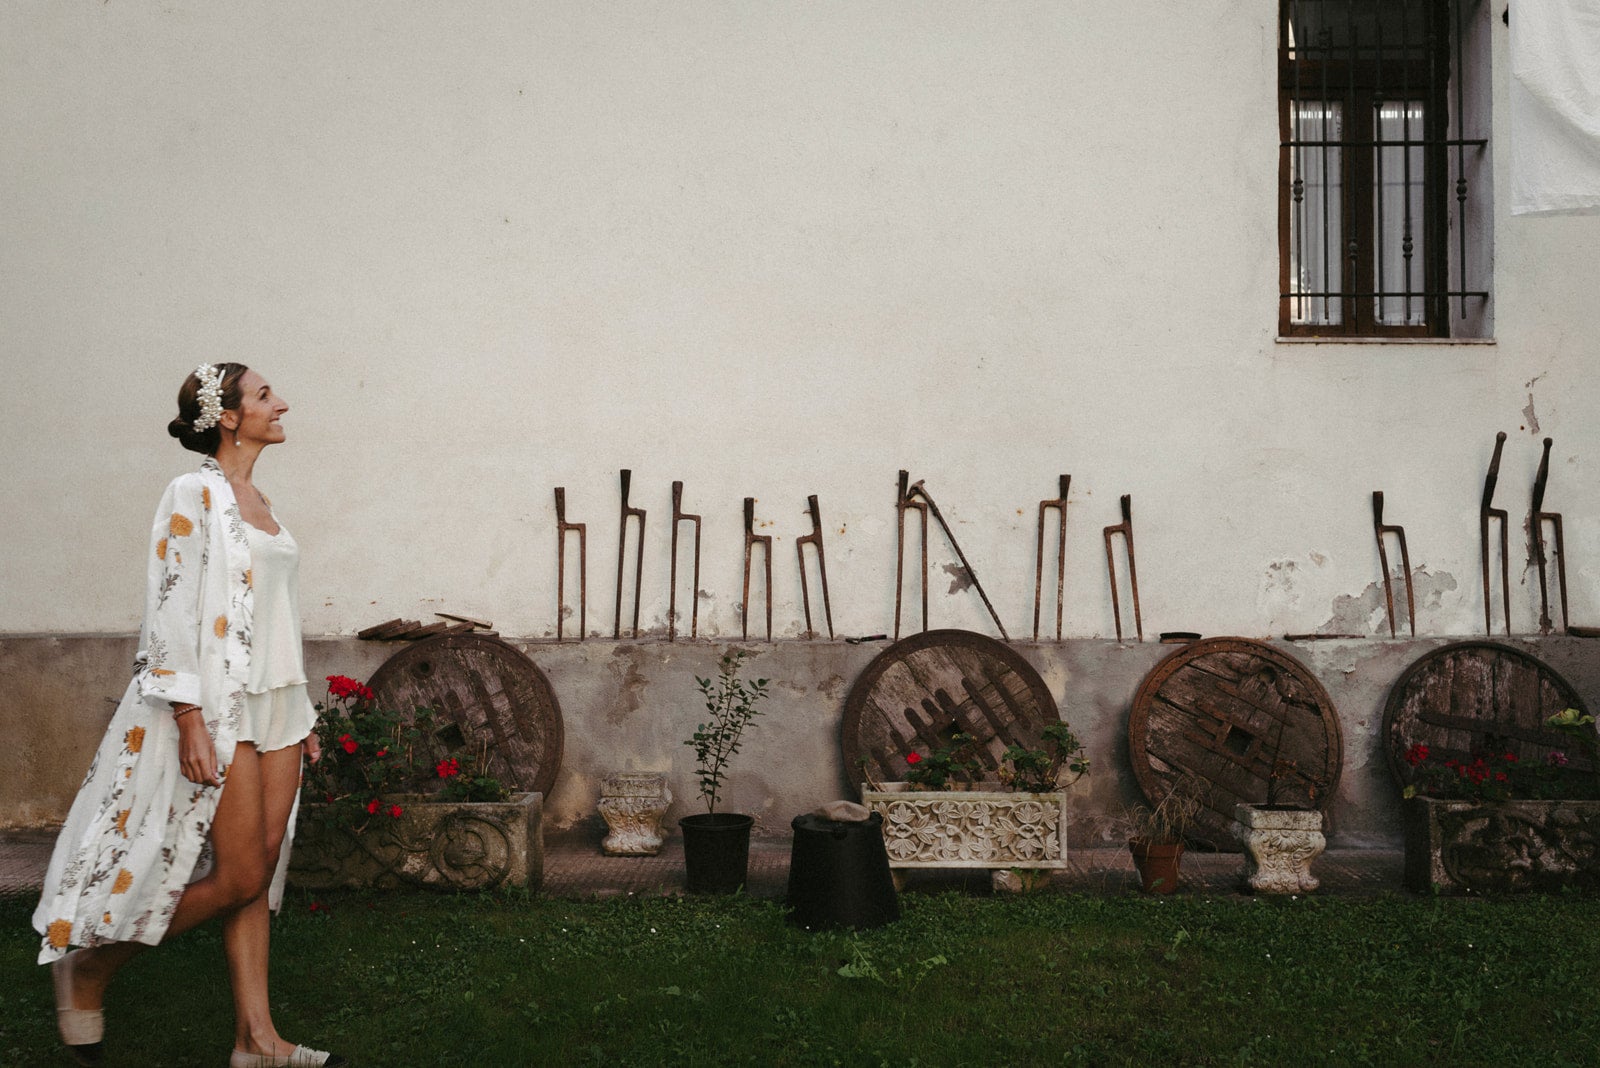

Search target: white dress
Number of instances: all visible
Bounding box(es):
[239,522,316,753]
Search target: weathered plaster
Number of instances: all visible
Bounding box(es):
[13,634,1596,850]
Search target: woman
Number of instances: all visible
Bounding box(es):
[33,364,345,1068]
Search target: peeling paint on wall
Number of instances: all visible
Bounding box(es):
[1322,568,1458,634]
[605,647,648,726]
[942,562,975,593]
[1523,393,1541,435]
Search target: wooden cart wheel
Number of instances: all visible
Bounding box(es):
[1127,637,1342,851]
[1381,641,1591,784]
[842,629,1061,792]
[367,633,564,798]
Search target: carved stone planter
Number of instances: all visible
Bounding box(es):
[598,773,672,856]
[1231,803,1325,894]
[290,792,543,891]
[1403,797,1600,894]
[862,784,1067,890]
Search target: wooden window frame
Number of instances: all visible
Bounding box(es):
[1278,1,1453,338]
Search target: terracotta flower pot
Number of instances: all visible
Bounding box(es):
[1128,837,1184,894]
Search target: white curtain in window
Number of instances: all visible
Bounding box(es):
[1289,102,1342,325]
[1511,0,1600,216]
[1374,102,1427,326]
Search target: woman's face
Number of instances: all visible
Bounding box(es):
[225,369,289,448]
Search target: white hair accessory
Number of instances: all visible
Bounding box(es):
[192,363,225,432]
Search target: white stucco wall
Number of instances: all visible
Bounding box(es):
[4,1,1598,643]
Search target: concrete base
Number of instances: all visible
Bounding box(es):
[8,634,1600,848]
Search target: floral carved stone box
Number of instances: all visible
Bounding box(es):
[291,792,544,891]
[1403,797,1600,894]
[861,784,1068,870]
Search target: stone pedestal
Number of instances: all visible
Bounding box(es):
[1232,803,1325,894]
[599,773,672,856]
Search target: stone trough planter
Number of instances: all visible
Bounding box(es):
[1403,796,1600,894]
[862,783,1067,890]
[290,792,543,891]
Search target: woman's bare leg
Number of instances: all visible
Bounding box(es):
[66,747,272,1009]
[225,744,303,1057]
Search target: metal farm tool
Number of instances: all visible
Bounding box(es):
[668,481,701,642]
[894,470,929,640]
[1531,437,1571,635]
[1102,494,1142,643]
[743,497,772,641]
[908,479,1009,641]
[795,494,834,640]
[554,487,586,641]
[1034,474,1071,641]
[1480,432,1511,636]
[613,469,646,639]
[1372,490,1415,637]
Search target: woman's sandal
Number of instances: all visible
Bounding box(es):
[228,1045,349,1067]
[51,950,105,1066]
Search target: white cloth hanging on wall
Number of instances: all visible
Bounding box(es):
[1511,0,1600,216]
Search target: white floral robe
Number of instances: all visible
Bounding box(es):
[34,458,297,963]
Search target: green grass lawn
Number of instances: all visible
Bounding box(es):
[4,887,1597,1066]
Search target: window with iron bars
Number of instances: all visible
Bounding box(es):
[1279,0,1492,338]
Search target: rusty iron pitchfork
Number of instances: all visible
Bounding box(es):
[743,497,773,641]
[1530,437,1571,635]
[1034,474,1070,641]
[554,487,586,641]
[1372,490,1415,637]
[894,470,929,640]
[668,481,701,642]
[1480,432,1510,636]
[796,494,834,641]
[613,469,646,639]
[1102,494,1142,643]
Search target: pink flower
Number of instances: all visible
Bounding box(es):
[1548,751,1570,767]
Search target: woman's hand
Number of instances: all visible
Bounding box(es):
[302,730,322,765]
[176,710,221,787]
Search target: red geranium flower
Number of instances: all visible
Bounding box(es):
[1403,743,1429,767]
[388,804,403,818]
[436,758,461,779]
[325,675,374,702]
[376,748,388,759]
[906,752,922,765]
[366,798,381,815]
[340,734,358,755]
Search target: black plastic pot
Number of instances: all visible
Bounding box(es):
[786,811,899,930]
[680,812,754,894]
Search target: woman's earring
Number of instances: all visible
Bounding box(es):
[234,429,242,447]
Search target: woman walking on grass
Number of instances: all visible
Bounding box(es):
[33,363,346,1067]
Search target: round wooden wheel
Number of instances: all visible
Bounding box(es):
[841,629,1061,793]
[1381,641,1591,784]
[367,633,564,797]
[1127,637,1342,851]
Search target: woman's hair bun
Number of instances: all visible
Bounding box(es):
[171,363,248,455]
